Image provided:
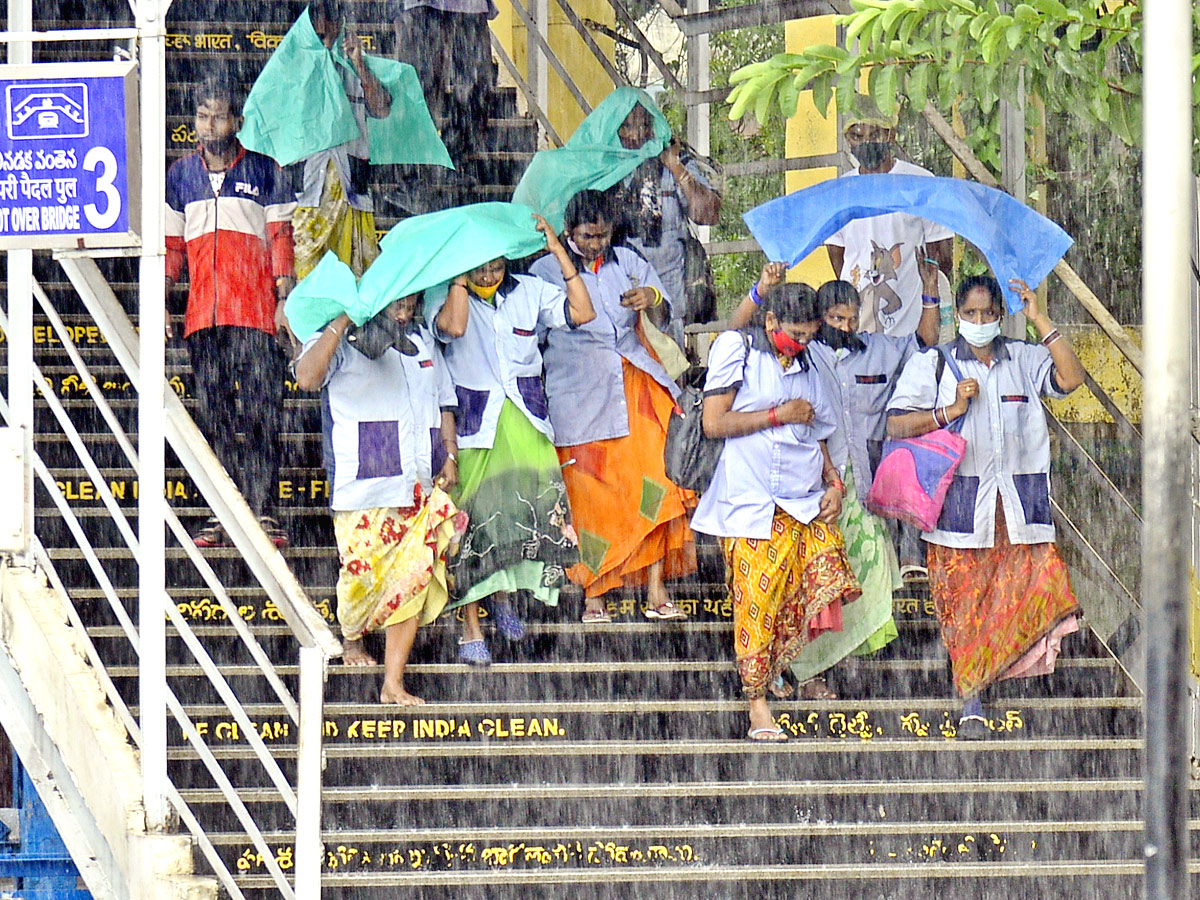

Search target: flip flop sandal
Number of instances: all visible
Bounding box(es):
[580,608,612,624]
[456,638,491,667]
[643,601,688,621]
[797,677,838,700]
[768,674,795,700]
[192,518,228,548]
[489,598,526,641]
[900,564,929,582]
[746,726,788,742]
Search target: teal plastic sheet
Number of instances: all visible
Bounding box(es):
[512,86,672,231]
[238,8,452,169]
[743,175,1074,313]
[285,202,547,342]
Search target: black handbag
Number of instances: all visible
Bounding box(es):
[664,332,749,493]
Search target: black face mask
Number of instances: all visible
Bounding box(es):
[347,315,418,359]
[818,323,866,354]
[201,134,238,157]
[852,141,891,170]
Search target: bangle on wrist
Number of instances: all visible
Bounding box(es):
[750,283,763,306]
[445,451,458,463]
[650,286,664,308]
[1041,328,1061,346]
[921,294,940,308]
[564,270,580,282]
[767,406,781,428]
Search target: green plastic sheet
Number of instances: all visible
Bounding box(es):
[285,202,548,342]
[511,86,672,231]
[238,8,452,169]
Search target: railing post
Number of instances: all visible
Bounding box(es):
[6,0,34,568]
[1141,0,1195,896]
[135,0,170,832]
[295,647,326,900]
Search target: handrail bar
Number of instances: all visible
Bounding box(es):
[489,31,563,147]
[29,280,302,723]
[608,0,685,93]
[56,257,341,657]
[0,398,265,900]
[507,0,593,116]
[551,0,626,88]
[0,308,301,815]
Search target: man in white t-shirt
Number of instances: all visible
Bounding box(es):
[825,113,954,337]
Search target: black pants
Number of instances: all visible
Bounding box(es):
[186,326,284,517]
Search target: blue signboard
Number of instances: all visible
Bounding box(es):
[0,62,139,249]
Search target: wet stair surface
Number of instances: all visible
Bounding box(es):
[3,301,1172,900]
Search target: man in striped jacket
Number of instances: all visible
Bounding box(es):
[165,77,296,548]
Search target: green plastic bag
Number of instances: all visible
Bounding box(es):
[512,86,672,231]
[285,202,548,342]
[238,8,452,169]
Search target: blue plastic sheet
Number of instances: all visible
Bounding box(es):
[285,202,547,342]
[743,175,1074,313]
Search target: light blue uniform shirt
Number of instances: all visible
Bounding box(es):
[310,326,456,511]
[531,245,678,447]
[809,333,918,482]
[426,273,570,449]
[691,332,837,539]
[886,336,1071,548]
[622,158,711,337]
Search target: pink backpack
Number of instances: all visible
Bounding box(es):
[864,348,968,532]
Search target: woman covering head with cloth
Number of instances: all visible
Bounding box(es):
[293,293,467,705]
[530,189,696,623]
[428,214,596,665]
[692,281,861,740]
[512,87,721,334]
[886,276,1086,738]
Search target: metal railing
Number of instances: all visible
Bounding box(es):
[0,256,339,900]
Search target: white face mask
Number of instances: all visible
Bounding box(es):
[957,318,1002,347]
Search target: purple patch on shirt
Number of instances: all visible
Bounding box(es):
[855,374,887,384]
[356,420,403,480]
[1000,394,1028,402]
[517,376,549,420]
[455,385,489,436]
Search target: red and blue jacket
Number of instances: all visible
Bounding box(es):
[165,144,295,338]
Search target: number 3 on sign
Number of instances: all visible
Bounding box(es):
[83,146,120,229]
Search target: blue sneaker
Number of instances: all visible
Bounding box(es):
[489,598,526,641]
[457,638,491,667]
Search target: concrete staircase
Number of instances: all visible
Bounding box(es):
[3,291,1166,899]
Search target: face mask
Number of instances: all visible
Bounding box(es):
[957,318,1002,347]
[467,279,501,301]
[771,329,807,358]
[348,314,417,359]
[852,141,891,169]
[817,323,866,354]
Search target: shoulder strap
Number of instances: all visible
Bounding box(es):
[937,344,966,382]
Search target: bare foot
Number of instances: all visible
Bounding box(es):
[798,676,837,700]
[380,684,424,705]
[342,638,377,666]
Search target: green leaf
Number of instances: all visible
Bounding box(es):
[1013,3,1038,23]
[1089,88,1109,124]
[874,65,898,118]
[728,61,772,85]
[907,62,931,110]
[834,74,856,119]
[727,82,755,120]
[812,72,835,116]
[790,60,832,89]
[1029,0,1068,20]
[969,13,989,39]
[881,1,912,35]
[1065,22,1081,51]
[844,7,882,45]
[1005,22,1026,49]
[898,7,924,45]
[753,73,784,124]
[807,44,851,62]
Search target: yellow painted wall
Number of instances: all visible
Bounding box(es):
[493,0,616,142]
[1044,325,1143,424]
[783,16,839,287]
